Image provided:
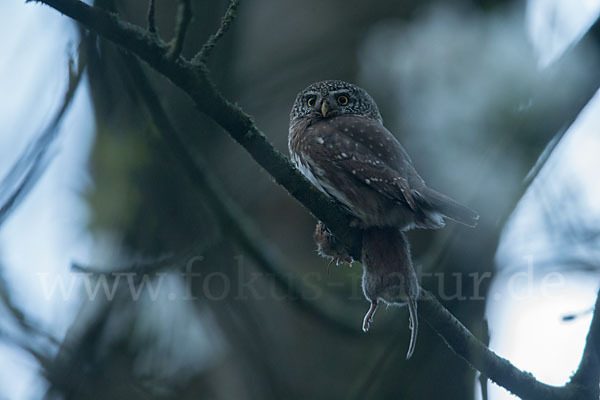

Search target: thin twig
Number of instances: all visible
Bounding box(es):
[478,320,490,400]
[0,56,85,226]
[562,306,594,321]
[0,265,60,347]
[167,0,192,60]
[70,233,222,283]
[193,0,239,63]
[71,253,173,275]
[146,0,156,34]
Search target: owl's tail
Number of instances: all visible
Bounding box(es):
[419,187,479,228]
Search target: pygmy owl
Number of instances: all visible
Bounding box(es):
[288,80,478,230]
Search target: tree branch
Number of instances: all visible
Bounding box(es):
[478,320,490,400]
[568,288,600,398]
[167,0,192,60]
[0,52,85,226]
[71,253,174,275]
[146,0,156,34]
[420,288,600,400]
[193,0,239,63]
[420,291,570,400]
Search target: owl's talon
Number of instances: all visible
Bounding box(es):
[327,256,353,274]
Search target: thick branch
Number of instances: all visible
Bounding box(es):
[568,288,600,398]
[419,291,571,400]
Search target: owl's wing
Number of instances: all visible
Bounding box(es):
[335,149,418,210]
[310,116,423,210]
[299,115,479,226]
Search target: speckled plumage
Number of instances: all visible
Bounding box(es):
[289,80,479,230]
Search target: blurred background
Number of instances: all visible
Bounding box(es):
[1,0,600,399]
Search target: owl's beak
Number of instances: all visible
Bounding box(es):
[321,101,328,117]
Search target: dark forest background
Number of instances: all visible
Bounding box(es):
[1,0,600,399]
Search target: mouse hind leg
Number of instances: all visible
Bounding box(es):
[362,300,379,332]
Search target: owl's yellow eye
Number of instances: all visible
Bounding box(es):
[307,96,316,107]
[337,95,349,105]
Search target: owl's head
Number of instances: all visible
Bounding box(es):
[290,80,382,126]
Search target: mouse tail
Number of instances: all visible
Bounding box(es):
[405,297,418,359]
